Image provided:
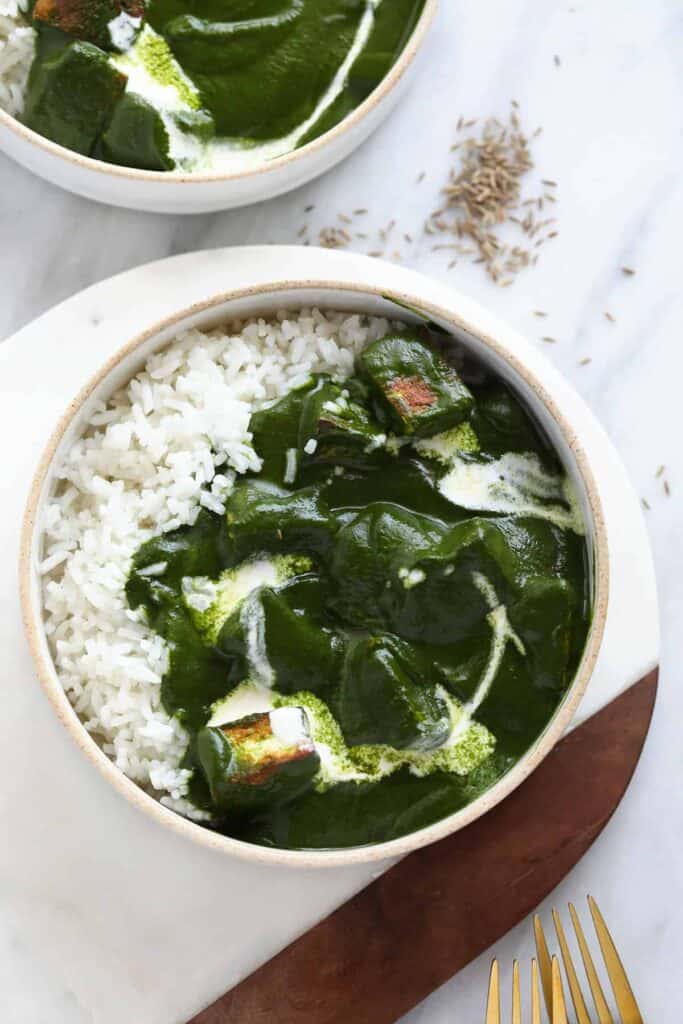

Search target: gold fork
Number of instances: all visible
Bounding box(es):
[485,958,544,1023]
[534,896,644,1023]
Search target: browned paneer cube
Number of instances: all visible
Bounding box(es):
[358,333,474,438]
[197,707,321,812]
[32,0,144,51]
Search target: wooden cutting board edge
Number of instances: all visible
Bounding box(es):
[191,670,658,1024]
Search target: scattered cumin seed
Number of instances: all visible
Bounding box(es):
[664,480,671,496]
[621,266,636,276]
[604,311,616,322]
[426,107,557,283]
[368,250,384,258]
[297,225,308,238]
[642,498,651,510]
[542,179,557,187]
[416,171,426,183]
[319,227,349,249]
[554,54,561,66]
[404,233,413,243]
[534,310,548,317]
[656,464,665,477]
[578,357,592,365]
[304,204,315,213]
[541,336,557,344]
[354,208,368,216]
[338,213,352,224]
[447,258,457,269]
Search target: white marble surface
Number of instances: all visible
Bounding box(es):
[0,0,680,1021]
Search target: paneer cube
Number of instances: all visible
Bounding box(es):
[32,0,144,51]
[298,377,386,470]
[339,634,451,751]
[215,583,343,695]
[197,707,320,812]
[102,92,172,170]
[225,479,336,562]
[358,334,474,438]
[24,41,127,155]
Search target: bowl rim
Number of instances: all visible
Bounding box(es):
[0,0,437,186]
[19,277,609,868]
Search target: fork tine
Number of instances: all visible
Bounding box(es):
[569,902,614,1023]
[511,960,521,1024]
[552,957,569,1024]
[530,959,541,1024]
[533,914,553,1018]
[485,960,500,1024]
[552,908,591,1023]
[588,896,644,1024]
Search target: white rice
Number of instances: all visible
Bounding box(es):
[40,309,393,816]
[0,0,34,118]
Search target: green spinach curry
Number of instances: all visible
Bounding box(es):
[126,330,591,850]
[20,0,425,171]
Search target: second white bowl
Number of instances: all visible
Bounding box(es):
[0,1,437,213]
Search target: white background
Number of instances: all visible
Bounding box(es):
[0,1,680,1020]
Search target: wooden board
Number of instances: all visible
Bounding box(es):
[191,672,658,1024]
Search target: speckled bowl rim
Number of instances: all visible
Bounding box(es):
[20,278,609,869]
[0,0,437,185]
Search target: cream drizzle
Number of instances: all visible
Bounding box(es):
[438,451,584,533]
[240,592,275,689]
[204,0,380,172]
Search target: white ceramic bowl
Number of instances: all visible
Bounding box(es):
[20,253,609,867]
[0,1,437,213]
